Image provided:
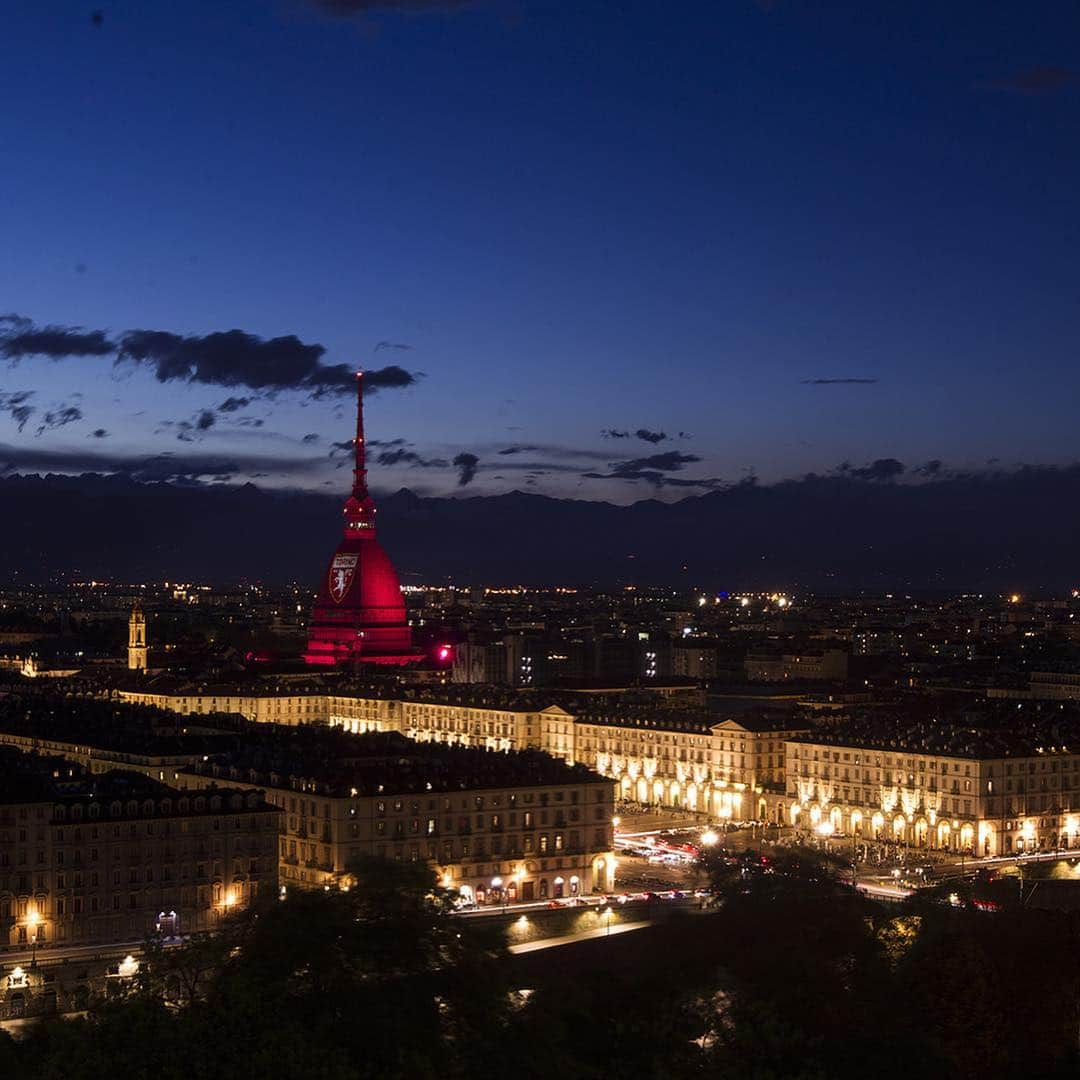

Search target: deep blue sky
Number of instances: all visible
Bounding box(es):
[0,0,1077,501]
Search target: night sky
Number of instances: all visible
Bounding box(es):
[1,1,1078,502]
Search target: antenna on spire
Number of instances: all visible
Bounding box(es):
[353,370,367,499]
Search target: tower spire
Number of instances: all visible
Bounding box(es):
[353,370,367,499]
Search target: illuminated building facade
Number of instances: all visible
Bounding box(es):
[781,735,1080,856]
[304,371,420,667]
[127,603,147,672]
[116,683,805,813]
[180,745,616,904]
[572,710,806,818]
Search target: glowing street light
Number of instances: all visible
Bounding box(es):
[25,907,41,966]
[700,829,719,847]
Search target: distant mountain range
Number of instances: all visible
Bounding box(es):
[1,467,1076,591]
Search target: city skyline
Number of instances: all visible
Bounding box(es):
[2,2,1079,501]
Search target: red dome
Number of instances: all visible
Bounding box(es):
[304,372,420,667]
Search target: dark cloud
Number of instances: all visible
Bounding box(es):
[602,428,677,444]
[614,451,701,473]
[842,458,905,482]
[369,438,408,448]
[0,391,35,433]
[329,440,354,457]
[218,396,253,413]
[90,429,110,439]
[311,0,471,14]
[2,315,420,400]
[487,460,585,474]
[979,67,1075,94]
[453,452,479,486]
[802,377,879,385]
[493,443,610,462]
[118,328,328,392]
[584,451,717,489]
[302,433,320,444]
[235,417,264,428]
[373,341,412,352]
[305,363,420,398]
[35,405,83,437]
[173,409,217,442]
[376,448,449,468]
[0,442,323,484]
[582,468,722,489]
[0,314,114,361]
[913,459,943,477]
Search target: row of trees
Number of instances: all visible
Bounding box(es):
[3,852,1079,1078]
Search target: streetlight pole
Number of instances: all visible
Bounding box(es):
[26,909,40,968]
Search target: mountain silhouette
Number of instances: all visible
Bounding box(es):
[0,468,1074,591]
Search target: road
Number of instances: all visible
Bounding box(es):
[508,919,653,954]
[0,939,146,968]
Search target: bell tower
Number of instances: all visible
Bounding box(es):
[128,603,148,672]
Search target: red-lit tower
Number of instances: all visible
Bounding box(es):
[304,371,420,666]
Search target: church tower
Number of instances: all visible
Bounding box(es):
[128,603,148,671]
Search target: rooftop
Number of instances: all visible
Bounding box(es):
[793,701,1080,759]
[0,746,272,814]
[185,727,608,798]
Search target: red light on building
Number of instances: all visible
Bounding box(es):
[436,645,452,663]
[304,371,422,667]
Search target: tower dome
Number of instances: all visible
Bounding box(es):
[303,372,420,666]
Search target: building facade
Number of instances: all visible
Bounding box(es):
[179,756,616,905]
[0,754,280,959]
[779,735,1080,857]
[115,683,807,814]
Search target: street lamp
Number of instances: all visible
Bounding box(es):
[700,829,719,847]
[25,907,41,967]
[603,905,613,936]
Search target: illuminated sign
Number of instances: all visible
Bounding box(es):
[329,553,358,603]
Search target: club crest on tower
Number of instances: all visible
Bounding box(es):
[329,553,358,603]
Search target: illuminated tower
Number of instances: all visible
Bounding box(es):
[128,603,148,671]
[304,371,419,666]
